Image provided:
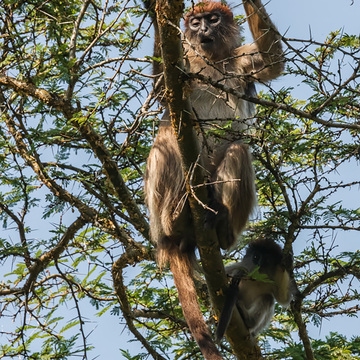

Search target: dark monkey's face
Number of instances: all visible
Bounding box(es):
[242,239,284,278]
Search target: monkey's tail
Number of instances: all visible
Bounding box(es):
[169,248,223,360]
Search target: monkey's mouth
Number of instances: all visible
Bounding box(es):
[200,37,213,45]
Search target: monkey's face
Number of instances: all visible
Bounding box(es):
[188,12,220,47]
[186,11,230,59]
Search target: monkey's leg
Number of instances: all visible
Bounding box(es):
[212,142,256,249]
[237,293,274,337]
[146,126,222,359]
[145,125,187,246]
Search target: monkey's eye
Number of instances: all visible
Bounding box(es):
[252,253,261,265]
[190,18,201,28]
[209,14,219,24]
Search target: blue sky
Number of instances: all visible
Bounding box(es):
[1,1,358,358]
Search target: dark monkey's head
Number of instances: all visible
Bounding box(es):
[242,238,285,277]
[239,238,295,307]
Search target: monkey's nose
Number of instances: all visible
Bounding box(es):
[200,21,209,34]
[200,28,210,36]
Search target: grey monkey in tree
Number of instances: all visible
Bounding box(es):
[216,238,295,341]
[144,1,284,358]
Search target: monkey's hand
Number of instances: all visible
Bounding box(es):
[204,196,226,229]
[204,186,234,249]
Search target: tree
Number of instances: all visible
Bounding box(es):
[0,0,359,359]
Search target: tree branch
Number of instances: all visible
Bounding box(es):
[0,216,87,295]
[0,75,150,241]
[185,72,360,131]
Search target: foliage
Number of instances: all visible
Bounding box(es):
[0,0,359,359]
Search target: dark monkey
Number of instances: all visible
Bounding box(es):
[216,239,294,341]
[145,1,284,358]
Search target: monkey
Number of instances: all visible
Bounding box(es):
[144,1,284,358]
[216,238,294,342]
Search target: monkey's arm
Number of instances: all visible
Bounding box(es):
[216,271,243,342]
[273,267,295,306]
[143,0,163,78]
[237,0,284,81]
